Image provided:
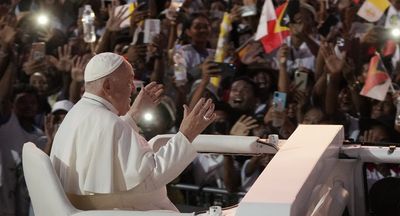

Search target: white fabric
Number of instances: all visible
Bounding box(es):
[175,44,215,80]
[385,6,400,29]
[254,0,275,40]
[357,0,390,23]
[50,92,197,211]
[279,36,317,74]
[52,99,74,113]
[192,154,224,187]
[84,53,124,82]
[0,113,45,215]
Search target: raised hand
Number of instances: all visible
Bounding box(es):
[320,42,345,75]
[48,44,76,72]
[277,43,289,64]
[229,4,242,23]
[106,2,132,32]
[179,98,216,142]
[230,115,258,136]
[147,34,166,59]
[0,15,17,49]
[44,114,56,141]
[129,82,164,122]
[200,57,222,81]
[37,27,54,43]
[71,56,86,82]
[23,48,47,76]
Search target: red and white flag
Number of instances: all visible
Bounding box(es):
[255,1,290,53]
[254,0,276,40]
[360,55,391,101]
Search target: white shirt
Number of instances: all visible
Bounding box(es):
[175,44,215,80]
[50,92,197,211]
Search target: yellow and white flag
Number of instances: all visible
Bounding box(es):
[211,12,231,87]
[357,0,390,22]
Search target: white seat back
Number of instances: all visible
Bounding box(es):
[22,142,79,216]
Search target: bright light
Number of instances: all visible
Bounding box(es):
[144,113,153,121]
[392,28,400,38]
[37,14,49,26]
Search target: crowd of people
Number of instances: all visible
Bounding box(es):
[2,0,400,215]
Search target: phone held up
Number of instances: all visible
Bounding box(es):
[31,42,46,61]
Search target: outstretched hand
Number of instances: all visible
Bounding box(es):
[179,98,216,142]
[129,82,164,122]
[230,115,258,136]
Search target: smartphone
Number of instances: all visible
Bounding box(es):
[216,62,236,74]
[318,15,339,37]
[31,42,46,61]
[294,70,308,91]
[272,91,287,112]
[143,19,160,44]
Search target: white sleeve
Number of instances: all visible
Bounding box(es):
[120,114,140,133]
[117,126,197,192]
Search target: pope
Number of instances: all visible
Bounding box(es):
[50,52,216,211]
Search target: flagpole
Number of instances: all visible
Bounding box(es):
[375,52,396,93]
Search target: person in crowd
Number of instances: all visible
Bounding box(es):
[43,99,74,155]
[50,52,216,211]
[0,85,46,216]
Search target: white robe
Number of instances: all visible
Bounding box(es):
[50,92,197,211]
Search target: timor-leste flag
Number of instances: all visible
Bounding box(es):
[360,55,391,101]
[255,0,290,53]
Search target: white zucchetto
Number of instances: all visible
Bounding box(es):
[84,52,124,82]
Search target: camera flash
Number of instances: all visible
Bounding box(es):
[144,112,153,121]
[392,28,400,38]
[37,14,49,26]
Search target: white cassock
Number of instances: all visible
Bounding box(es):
[50,92,197,211]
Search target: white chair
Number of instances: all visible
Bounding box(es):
[22,142,193,216]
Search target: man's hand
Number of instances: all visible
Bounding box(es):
[44,114,56,141]
[230,115,258,136]
[129,82,164,122]
[320,42,345,76]
[48,44,76,72]
[277,43,289,65]
[106,3,132,32]
[179,98,216,142]
[71,56,86,82]
[200,57,221,82]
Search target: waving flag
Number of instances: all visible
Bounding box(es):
[357,0,390,22]
[360,55,391,101]
[256,0,290,53]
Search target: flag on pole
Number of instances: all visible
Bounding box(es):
[211,12,232,87]
[360,54,391,101]
[256,0,290,53]
[357,0,390,23]
[254,0,276,40]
